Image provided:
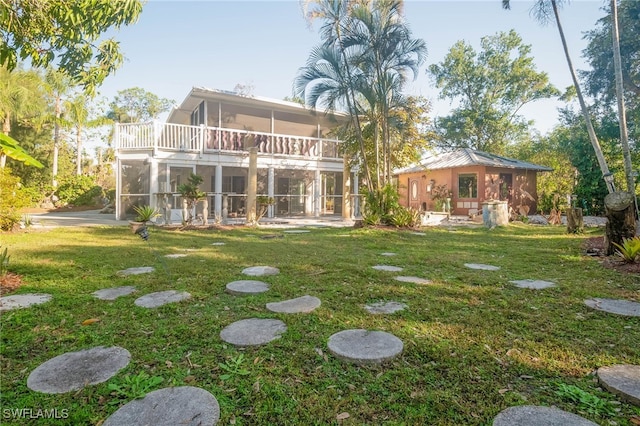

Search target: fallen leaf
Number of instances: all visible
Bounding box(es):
[630,416,640,425]
[229,415,236,425]
[165,360,173,368]
[498,388,509,394]
[506,348,520,357]
[184,375,196,384]
[253,380,260,392]
[81,318,100,326]
[336,412,350,421]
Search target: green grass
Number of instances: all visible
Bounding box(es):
[1,224,639,425]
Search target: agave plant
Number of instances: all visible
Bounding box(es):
[133,205,160,223]
[612,236,640,263]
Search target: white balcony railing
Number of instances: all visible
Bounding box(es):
[115,122,342,159]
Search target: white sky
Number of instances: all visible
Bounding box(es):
[92,0,610,151]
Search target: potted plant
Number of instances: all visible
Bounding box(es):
[177,173,206,225]
[130,205,160,238]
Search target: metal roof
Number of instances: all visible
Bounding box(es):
[394,148,553,174]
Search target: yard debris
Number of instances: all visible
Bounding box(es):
[336,412,350,421]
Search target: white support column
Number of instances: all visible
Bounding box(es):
[149,158,159,210]
[152,120,160,157]
[115,156,122,220]
[214,164,222,219]
[314,169,321,217]
[268,167,275,218]
[353,166,360,218]
[343,160,351,219]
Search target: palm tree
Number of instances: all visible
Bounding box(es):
[0,66,42,168]
[63,94,109,175]
[502,0,615,193]
[44,68,73,187]
[610,0,637,216]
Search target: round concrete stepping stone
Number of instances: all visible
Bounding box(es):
[510,279,556,289]
[327,329,403,365]
[584,298,640,317]
[493,405,598,426]
[220,318,286,347]
[266,295,321,313]
[103,386,220,426]
[364,301,407,314]
[165,253,188,258]
[394,276,432,285]
[134,290,191,308]
[597,364,640,406]
[380,252,396,256]
[372,265,404,272]
[116,266,155,277]
[210,242,225,246]
[0,293,52,311]
[92,286,136,301]
[27,346,130,394]
[464,263,500,271]
[225,280,270,295]
[284,230,310,234]
[242,266,280,276]
[411,232,426,236]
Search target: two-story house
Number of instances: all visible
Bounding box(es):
[114,87,350,223]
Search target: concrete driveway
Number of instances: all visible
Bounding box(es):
[27,209,127,228]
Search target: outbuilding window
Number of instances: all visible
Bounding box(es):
[458,173,478,198]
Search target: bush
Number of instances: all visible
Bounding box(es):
[389,206,421,228]
[0,168,31,231]
[56,175,102,206]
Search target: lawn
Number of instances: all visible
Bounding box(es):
[0,223,639,425]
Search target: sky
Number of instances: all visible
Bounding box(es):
[94,0,611,148]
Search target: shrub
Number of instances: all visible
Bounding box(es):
[612,236,640,263]
[56,175,102,206]
[0,168,31,231]
[389,206,421,228]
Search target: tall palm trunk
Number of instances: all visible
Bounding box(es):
[551,0,615,193]
[76,125,83,175]
[610,0,638,215]
[53,96,61,186]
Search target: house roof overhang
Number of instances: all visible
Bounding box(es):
[394,148,553,175]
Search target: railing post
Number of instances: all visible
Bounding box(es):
[199,124,205,157]
[152,120,160,157]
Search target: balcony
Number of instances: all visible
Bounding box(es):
[115,122,342,159]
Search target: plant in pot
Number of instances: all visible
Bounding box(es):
[130,205,160,240]
[177,173,205,225]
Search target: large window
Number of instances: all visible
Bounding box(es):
[458,173,478,198]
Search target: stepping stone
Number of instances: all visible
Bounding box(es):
[92,286,136,301]
[225,280,270,295]
[464,263,500,271]
[372,265,404,272]
[510,279,556,289]
[242,266,280,276]
[116,266,155,277]
[210,242,225,246]
[134,290,191,308]
[364,301,407,314]
[27,346,130,394]
[0,293,52,311]
[395,276,432,285]
[584,298,640,317]
[284,230,310,234]
[380,252,397,256]
[165,254,188,258]
[266,295,321,313]
[493,405,598,426]
[220,318,287,347]
[103,386,220,426]
[327,329,403,365]
[411,232,426,236]
[597,364,640,406]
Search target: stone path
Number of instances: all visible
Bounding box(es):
[394,276,432,285]
[225,280,270,295]
[284,230,310,234]
[493,406,598,425]
[116,266,155,277]
[266,295,321,313]
[134,290,191,308]
[509,279,556,289]
[584,298,640,317]
[372,265,404,272]
[380,252,397,256]
[211,242,225,246]
[464,263,500,271]
[220,318,287,347]
[103,386,220,426]
[327,329,403,365]
[364,301,407,314]
[597,364,640,406]
[0,293,52,311]
[242,266,280,276]
[92,286,137,301]
[165,253,188,258]
[27,346,130,394]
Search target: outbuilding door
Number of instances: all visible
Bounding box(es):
[409,178,420,210]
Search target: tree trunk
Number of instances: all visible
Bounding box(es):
[566,207,584,234]
[604,191,636,255]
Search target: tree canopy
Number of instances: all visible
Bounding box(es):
[0,0,143,95]
[427,30,559,154]
[106,87,174,123]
